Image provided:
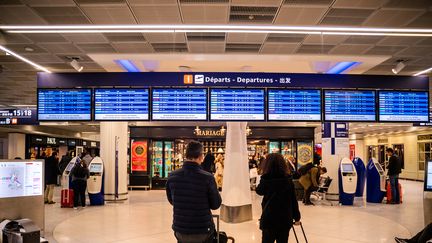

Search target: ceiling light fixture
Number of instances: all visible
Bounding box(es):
[326,62,360,74]
[391,60,406,74]
[69,58,83,72]
[414,67,432,76]
[0,45,50,73]
[1,25,431,37]
[115,59,140,72]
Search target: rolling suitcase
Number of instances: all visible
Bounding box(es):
[212,215,235,243]
[61,189,74,208]
[386,180,403,204]
[292,222,308,243]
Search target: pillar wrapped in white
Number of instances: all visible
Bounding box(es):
[221,122,252,223]
[8,133,25,159]
[100,122,128,201]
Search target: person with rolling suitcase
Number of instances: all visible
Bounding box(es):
[256,153,301,243]
[69,159,90,209]
[386,148,402,204]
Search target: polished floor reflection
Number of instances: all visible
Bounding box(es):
[45,180,425,243]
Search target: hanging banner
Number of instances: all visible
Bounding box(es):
[131,140,148,172]
[297,140,313,167]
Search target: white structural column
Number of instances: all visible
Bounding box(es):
[221,122,252,223]
[321,122,350,201]
[8,133,25,159]
[100,122,128,201]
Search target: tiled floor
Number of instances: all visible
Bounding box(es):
[44,180,426,243]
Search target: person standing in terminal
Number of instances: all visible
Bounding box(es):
[70,159,90,209]
[299,164,327,205]
[256,153,301,243]
[214,154,224,191]
[81,151,93,167]
[386,148,402,204]
[202,150,215,174]
[59,151,73,174]
[44,152,60,204]
[166,141,222,243]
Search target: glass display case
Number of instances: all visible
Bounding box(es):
[269,141,280,153]
[164,141,174,177]
[151,141,163,178]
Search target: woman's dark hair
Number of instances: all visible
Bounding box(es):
[186,141,203,159]
[261,153,289,176]
[386,148,394,153]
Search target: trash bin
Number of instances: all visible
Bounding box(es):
[1,219,40,243]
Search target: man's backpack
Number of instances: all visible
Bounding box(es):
[298,163,315,176]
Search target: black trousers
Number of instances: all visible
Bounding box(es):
[408,223,432,243]
[262,228,290,243]
[72,180,87,207]
[304,186,318,203]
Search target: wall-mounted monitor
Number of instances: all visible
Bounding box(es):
[268,89,321,121]
[378,91,429,122]
[324,90,376,122]
[37,89,92,121]
[94,88,149,121]
[0,161,43,199]
[152,88,207,121]
[210,88,265,121]
[425,160,432,191]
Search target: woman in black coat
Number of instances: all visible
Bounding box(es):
[256,153,301,243]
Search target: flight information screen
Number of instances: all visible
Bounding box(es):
[38,89,92,121]
[94,89,149,120]
[152,88,207,120]
[210,89,265,121]
[324,90,376,121]
[268,89,321,121]
[379,91,429,122]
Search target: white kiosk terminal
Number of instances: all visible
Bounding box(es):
[339,158,358,205]
[88,157,104,206]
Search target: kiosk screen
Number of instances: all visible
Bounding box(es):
[426,161,432,191]
[210,89,265,121]
[342,164,354,172]
[90,164,103,173]
[94,89,149,120]
[0,161,43,199]
[65,162,75,172]
[152,88,207,120]
[38,89,92,121]
[375,162,384,174]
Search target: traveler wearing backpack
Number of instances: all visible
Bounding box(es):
[299,164,327,205]
[70,160,90,209]
[256,153,301,243]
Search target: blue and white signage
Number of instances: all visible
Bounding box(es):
[210,89,265,121]
[324,90,376,121]
[94,89,149,120]
[152,88,207,120]
[38,89,92,121]
[268,89,321,121]
[379,91,429,122]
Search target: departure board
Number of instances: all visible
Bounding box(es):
[210,89,265,121]
[152,88,207,120]
[379,91,429,122]
[324,90,376,121]
[94,89,149,120]
[38,89,92,121]
[268,89,321,121]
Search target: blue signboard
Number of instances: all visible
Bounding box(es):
[38,89,92,121]
[268,89,321,121]
[324,90,376,122]
[210,89,265,121]
[94,89,149,121]
[379,91,429,122]
[152,88,207,120]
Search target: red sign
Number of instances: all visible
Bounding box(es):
[350,144,356,160]
[131,140,148,172]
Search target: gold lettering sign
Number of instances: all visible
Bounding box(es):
[195,129,226,137]
[418,134,432,141]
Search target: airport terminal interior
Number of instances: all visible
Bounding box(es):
[0,1,432,243]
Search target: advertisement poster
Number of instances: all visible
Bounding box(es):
[297,141,313,167]
[131,140,148,172]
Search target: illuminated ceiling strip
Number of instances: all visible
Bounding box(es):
[0,45,51,73]
[413,67,432,76]
[1,24,432,33]
[326,62,361,74]
[115,60,141,72]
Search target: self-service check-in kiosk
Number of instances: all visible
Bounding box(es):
[61,156,79,189]
[88,157,104,206]
[353,157,366,197]
[366,158,386,203]
[424,160,432,225]
[338,158,357,205]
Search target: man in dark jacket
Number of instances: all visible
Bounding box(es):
[166,141,222,243]
[386,148,402,204]
[44,152,60,204]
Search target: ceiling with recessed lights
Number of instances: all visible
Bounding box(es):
[0,0,431,108]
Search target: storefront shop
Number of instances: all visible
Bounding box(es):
[129,126,314,189]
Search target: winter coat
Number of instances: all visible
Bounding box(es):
[44,155,60,185]
[387,154,402,176]
[299,167,320,190]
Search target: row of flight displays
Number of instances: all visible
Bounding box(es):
[37,88,429,122]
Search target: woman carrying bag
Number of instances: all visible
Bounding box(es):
[256,153,301,243]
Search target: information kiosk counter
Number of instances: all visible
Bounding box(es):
[88,157,104,206]
[366,158,386,203]
[338,158,358,205]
